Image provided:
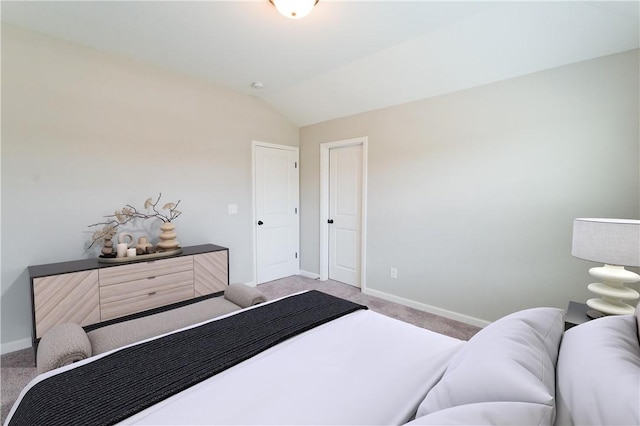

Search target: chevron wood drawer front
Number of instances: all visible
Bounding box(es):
[33,270,100,339]
[100,282,194,321]
[194,251,229,296]
[98,257,194,286]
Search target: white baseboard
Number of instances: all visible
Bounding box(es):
[362,287,489,328]
[1,337,32,355]
[298,270,320,279]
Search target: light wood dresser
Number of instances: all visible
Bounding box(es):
[28,244,229,347]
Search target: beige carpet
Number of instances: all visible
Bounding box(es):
[257,276,480,340]
[1,275,480,423]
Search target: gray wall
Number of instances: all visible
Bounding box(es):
[2,24,638,350]
[1,26,299,350]
[300,49,640,324]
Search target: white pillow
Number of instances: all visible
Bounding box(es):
[407,401,553,425]
[555,314,640,426]
[416,307,564,420]
[637,302,640,343]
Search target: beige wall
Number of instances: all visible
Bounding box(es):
[1,25,298,349]
[300,49,640,324]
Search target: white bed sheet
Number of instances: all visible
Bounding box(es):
[8,293,464,425]
[123,308,464,425]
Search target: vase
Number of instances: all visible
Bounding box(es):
[157,222,180,250]
[101,237,114,256]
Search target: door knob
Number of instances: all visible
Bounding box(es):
[327,219,334,224]
[257,220,264,225]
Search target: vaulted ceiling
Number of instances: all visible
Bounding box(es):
[2,1,639,126]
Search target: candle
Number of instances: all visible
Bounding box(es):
[127,248,137,258]
[117,243,128,258]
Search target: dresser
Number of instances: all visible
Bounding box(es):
[28,244,229,346]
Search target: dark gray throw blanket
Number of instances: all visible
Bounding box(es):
[9,291,367,426]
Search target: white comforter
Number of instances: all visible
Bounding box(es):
[9,293,464,425]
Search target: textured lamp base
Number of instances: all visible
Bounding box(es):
[586,298,635,316]
[586,265,639,316]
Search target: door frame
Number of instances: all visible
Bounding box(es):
[252,140,300,287]
[319,136,368,288]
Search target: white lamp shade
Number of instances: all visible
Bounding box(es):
[271,0,317,19]
[572,218,640,267]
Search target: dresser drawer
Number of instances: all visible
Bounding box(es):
[100,270,194,305]
[100,282,194,321]
[99,257,193,286]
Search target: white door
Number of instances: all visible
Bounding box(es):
[328,144,362,287]
[254,143,299,284]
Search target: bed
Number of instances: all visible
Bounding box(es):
[5,290,640,425]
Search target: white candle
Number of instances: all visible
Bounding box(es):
[127,248,137,257]
[117,243,128,258]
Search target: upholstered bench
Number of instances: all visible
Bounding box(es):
[36,283,267,374]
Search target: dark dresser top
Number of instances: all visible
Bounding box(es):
[28,244,228,278]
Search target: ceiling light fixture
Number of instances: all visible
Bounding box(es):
[269,0,318,19]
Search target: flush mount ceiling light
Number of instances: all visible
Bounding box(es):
[269,0,318,19]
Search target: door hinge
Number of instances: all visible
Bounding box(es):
[295,207,298,214]
[295,252,298,259]
[294,162,297,168]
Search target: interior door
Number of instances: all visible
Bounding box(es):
[328,144,362,287]
[255,144,299,284]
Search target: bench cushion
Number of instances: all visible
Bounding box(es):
[87,297,241,355]
[35,284,268,374]
[37,323,92,374]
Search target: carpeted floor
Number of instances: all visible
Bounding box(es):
[1,275,480,423]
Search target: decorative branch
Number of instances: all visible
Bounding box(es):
[87,193,182,248]
[143,193,182,223]
[88,225,117,249]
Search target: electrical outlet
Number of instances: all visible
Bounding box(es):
[390,267,398,279]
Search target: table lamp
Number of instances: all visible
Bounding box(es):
[571,218,640,318]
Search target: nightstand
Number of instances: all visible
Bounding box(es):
[564,301,594,330]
